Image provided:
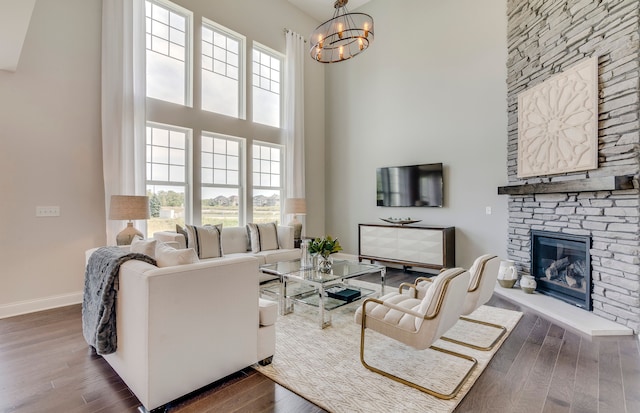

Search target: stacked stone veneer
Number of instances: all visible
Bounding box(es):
[506,0,640,332]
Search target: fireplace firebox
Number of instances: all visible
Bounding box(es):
[531,230,591,310]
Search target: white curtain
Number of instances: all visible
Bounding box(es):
[101,0,147,245]
[284,30,306,220]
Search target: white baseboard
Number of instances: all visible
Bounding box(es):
[0,291,83,319]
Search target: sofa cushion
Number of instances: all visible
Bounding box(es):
[247,222,280,253]
[258,298,278,326]
[155,243,200,267]
[221,226,251,254]
[185,224,223,259]
[176,224,188,241]
[255,248,301,264]
[223,252,267,266]
[130,236,157,258]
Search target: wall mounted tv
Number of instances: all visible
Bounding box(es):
[376,162,444,207]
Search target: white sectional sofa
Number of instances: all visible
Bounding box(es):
[153,225,301,282]
[84,225,299,411]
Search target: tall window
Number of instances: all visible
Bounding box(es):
[252,143,283,223]
[143,1,287,231]
[252,45,282,128]
[201,20,245,117]
[146,124,190,236]
[201,134,243,226]
[145,0,192,105]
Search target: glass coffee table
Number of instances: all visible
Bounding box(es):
[260,259,386,328]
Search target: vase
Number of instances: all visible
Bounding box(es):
[497,260,518,288]
[300,240,313,269]
[520,274,537,294]
[317,254,332,273]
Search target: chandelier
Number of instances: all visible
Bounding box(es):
[309,0,374,63]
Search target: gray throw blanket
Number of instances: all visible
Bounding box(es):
[82,246,156,355]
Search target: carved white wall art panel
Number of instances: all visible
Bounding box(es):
[517,57,598,178]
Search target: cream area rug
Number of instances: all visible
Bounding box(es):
[254,281,522,413]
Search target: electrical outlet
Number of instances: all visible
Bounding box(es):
[485,206,492,215]
[36,206,60,217]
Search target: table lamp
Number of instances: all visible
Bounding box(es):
[284,198,306,241]
[109,195,150,245]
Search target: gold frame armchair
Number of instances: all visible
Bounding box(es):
[399,255,506,350]
[354,268,477,400]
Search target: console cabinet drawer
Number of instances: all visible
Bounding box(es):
[358,224,455,269]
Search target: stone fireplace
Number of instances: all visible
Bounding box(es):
[502,0,640,333]
[531,230,591,310]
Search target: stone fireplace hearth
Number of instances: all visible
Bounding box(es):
[501,0,640,334]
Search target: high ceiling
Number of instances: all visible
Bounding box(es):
[0,0,372,72]
[287,0,371,22]
[0,0,36,72]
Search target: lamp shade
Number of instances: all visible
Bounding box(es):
[109,195,150,221]
[284,198,306,215]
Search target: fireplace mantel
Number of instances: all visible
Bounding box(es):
[497,175,636,196]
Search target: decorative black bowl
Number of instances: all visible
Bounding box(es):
[379,218,422,225]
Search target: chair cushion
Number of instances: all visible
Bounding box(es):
[468,254,496,292]
[415,280,432,299]
[417,268,465,318]
[354,292,422,333]
[247,222,280,252]
[185,224,223,259]
[463,255,499,315]
[258,298,278,326]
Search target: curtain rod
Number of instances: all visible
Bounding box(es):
[283,28,307,43]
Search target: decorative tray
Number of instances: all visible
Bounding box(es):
[379,218,422,225]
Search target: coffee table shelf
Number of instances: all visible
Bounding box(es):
[260,259,386,328]
[261,281,376,312]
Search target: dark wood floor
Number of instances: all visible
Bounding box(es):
[1,269,638,413]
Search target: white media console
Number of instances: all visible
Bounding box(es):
[358,223,455,270]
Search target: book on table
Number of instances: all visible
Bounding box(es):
[325,286,361,302]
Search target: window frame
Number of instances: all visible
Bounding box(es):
[200,132,246,226]
[142,1,288,230]
[145,121,193,228]
[145,0,194,107]
[201,18,246,119]
[251,141,284,224]
[251,42,284,128]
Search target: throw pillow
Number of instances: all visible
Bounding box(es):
[246,222,280,253]
[155,242,199,267]
[130,236,157,259]
[185,224,223,259]
[176,224,188,243]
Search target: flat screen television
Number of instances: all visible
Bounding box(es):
[376,162,443,207]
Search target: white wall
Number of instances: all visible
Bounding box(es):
[0,0,325,316]
[325,0,509,268]
[0,0,104,316]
